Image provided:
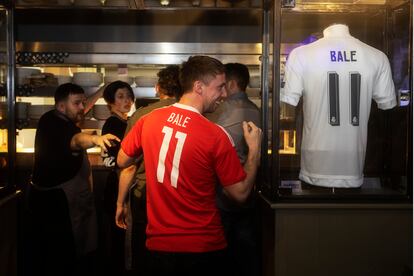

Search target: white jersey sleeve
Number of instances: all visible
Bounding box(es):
[281,48,304,106]
[373,52,397,110]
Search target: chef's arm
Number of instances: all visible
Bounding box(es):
[71,132,120,152]
[84,84,107,114]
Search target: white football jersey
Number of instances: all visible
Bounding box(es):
[281,24,397,188]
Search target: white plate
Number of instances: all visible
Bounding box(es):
[73,72,103,87]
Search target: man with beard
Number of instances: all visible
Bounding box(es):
[117,56,262,276]
[29,83,119,276]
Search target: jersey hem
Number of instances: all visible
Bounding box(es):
[299,171,363,188]
[377,98,397,110]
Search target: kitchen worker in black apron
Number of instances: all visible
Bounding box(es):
[28,83,119,276]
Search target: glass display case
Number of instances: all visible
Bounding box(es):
[261,0,412,201]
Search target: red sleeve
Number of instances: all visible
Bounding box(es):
[121,116,144,158]
[213,128,246,186]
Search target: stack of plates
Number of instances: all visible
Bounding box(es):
[56,75,73,85]
[93,105,111,120]
[17,68,42,86]
[104,75,134,85]
[73,72,103,87]
[135,76,158,87]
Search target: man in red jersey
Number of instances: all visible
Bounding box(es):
[116,56,262,276]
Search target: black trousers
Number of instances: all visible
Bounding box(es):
[220,207,260,276]
[147,249,227,276]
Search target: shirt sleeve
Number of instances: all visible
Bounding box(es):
[121,116,144,158]
[212,128,247,186]
[281,48,304,106]
[102,116,124,160]
[372,52,397,110]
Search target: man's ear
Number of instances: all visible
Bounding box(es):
[227,79,237,91]
[155,83,161,96]
[56,101,65,113]
[193,80,203,95]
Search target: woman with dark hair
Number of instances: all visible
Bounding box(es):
[102,80,135,167]
[101,80,134,275]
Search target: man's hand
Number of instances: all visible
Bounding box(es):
[115,202,128,229]
[93,133,120,152]
[242,121,262,163]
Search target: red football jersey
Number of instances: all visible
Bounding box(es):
[122,103,247,252]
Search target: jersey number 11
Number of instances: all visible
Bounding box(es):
[157,126,187,188]
[328,72,361,126]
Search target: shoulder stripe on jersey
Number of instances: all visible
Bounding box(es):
[216,124,235,147]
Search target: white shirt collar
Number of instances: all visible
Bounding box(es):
[173,103,201,114]
[323,24,351,38]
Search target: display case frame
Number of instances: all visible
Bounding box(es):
[0,5,16,197]
[260,0,413,202]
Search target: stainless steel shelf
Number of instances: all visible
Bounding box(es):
[16,42,263,65]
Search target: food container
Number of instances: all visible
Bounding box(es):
[73,72,103,87]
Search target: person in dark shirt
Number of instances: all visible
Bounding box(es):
[100,80,134,274]
[206,63,261,276]
[29,83,119,276]
[101,81,135,168]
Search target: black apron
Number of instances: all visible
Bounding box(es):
[32,153,98,257]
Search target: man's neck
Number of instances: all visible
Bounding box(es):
[178,93,203,114]
[159,94,174,100]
